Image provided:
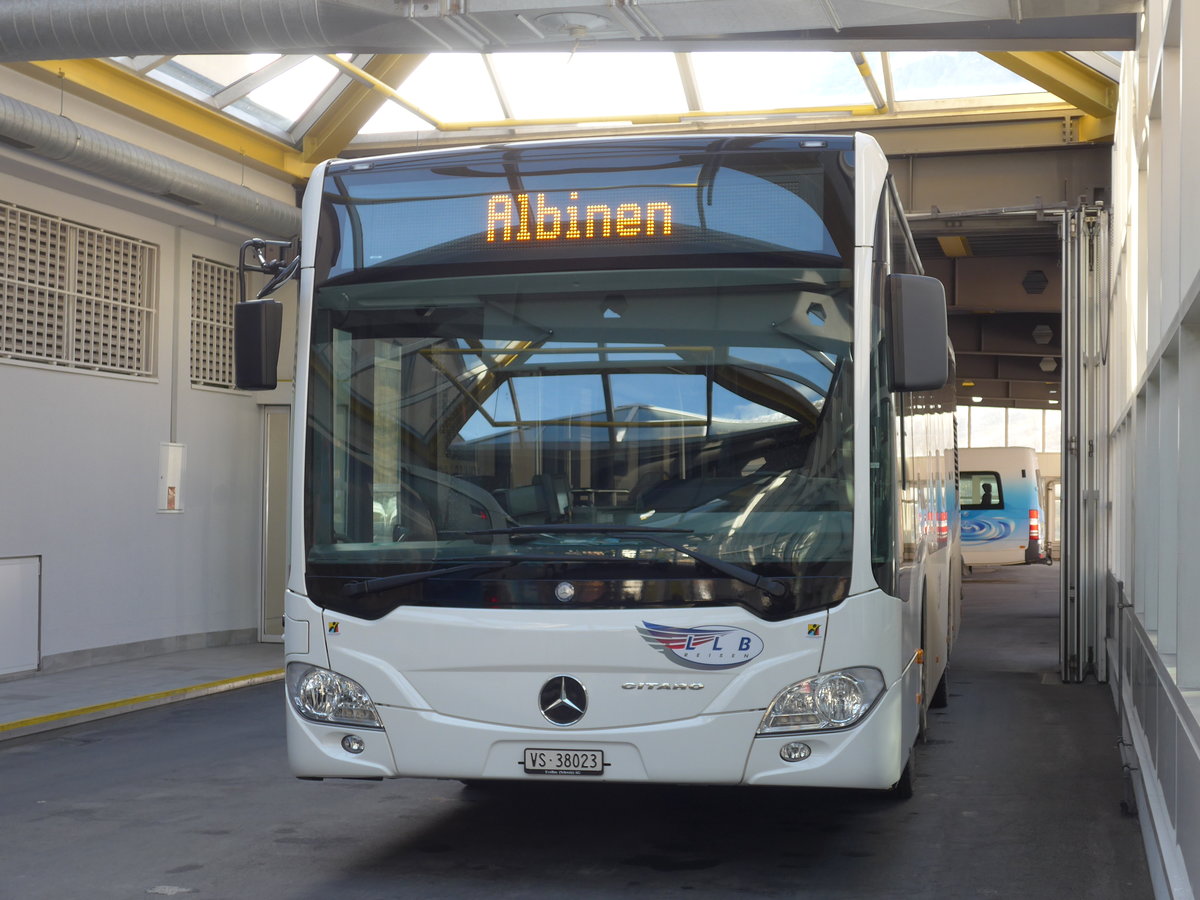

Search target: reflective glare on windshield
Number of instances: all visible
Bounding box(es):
[306,267,855,586]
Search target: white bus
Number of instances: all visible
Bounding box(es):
[237,132,959,796]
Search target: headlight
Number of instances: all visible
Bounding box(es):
[287,663,383,729]
[757,667,885,734]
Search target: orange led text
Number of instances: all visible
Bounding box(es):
[486,192,673,242]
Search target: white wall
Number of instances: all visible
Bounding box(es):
[1110,0,1200,895]
[0,70,297,670]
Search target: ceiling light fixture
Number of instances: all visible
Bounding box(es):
[1023,272,1050,295]
[535,12,612,38]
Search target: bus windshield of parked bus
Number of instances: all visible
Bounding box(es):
[305,138,859,621]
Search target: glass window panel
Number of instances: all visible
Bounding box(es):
[459,370,519,443]
[1044,408,1062,452]
[490,53,688,119]
[1065,51,1123,81]
[246,56,341,127]
[968,405,1006,446]
[864,51,887,101]
[956,405,973,445]
[400,55,505,123]
[961,470,1003,509]
[690,52,872,111]
[169,54,281,89]
[1007,408,1043,450]
[360,101,437,135]
[610,372,707,419]
[223,99,296,135]
[889,52,1046,101]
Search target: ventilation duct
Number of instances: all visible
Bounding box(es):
[0,0,351,60]
[0,0,1139,59]
[0,92,300,237]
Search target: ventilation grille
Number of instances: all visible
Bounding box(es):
[0,201,158,377]
[190,256,238,389]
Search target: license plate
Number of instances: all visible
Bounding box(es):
[523,748,605,776]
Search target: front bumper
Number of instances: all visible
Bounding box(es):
[286,673,909,790]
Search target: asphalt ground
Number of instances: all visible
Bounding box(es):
[0,562,1153,898]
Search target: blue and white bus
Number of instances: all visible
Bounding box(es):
[237,132,959,796]
[960,446,1047,566]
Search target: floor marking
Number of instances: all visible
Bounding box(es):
[0,669,283,734]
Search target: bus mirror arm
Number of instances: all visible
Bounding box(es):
[886,273,949,392]
[257,256,299,299]
[234,239,296,392]
[238,238,295,302]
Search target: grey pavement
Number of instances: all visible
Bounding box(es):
[0,641,282,741]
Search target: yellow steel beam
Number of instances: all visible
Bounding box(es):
[937,236,973,258]
[431,104,880,131]
[851,52,888,113]
[303,55,427,164]
[1079,114,1116,143]
[11,59,312,181]
[981,52,1118,120]
[353,102,1099,156]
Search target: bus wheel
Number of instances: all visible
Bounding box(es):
[930,668,949,709]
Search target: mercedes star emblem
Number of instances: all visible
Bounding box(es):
[538,675,588,726]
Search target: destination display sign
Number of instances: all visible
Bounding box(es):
[485,192,674,244]
[317,139,854,282]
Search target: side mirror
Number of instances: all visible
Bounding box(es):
[887,273,949,392]
[234,299,283,391]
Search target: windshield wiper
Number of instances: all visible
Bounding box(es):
[476,524,692,535]
[341,561,515,598]
[470,524,789,599]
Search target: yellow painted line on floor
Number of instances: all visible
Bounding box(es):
[0,668,284,734]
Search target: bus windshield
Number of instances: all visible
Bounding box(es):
[305,138,857,620]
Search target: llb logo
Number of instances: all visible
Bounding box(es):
[637,622,764,670]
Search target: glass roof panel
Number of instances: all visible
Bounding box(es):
[1067,50,1123,80]
[245,55,342,128]
[360,100,437,136]
[690,52,872,111]
[169,54,281,89]
[223,95,300,136]
[107,49,1118,152]
[888,52,1046,101]
[488,52,687,119]
[400,54,506,123]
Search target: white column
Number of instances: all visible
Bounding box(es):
[1135,382,1159,630]
[1178,326,1200,687]
[1156,352,1179,654]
